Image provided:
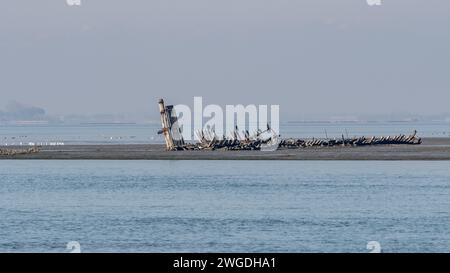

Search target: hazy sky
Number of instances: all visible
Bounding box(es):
[0,0,449,119]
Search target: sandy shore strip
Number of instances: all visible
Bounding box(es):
[1,138,450,160]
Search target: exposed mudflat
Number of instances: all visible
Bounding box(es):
[1,138,450,160]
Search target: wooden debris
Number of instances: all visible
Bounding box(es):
[279,130,421,149]
[157,99,422,151]
[167,129,421,151]
[158,99,185,150]
[0,147,41,156]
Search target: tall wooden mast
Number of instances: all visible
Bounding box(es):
[158,99,176,150]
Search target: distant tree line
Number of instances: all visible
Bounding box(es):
[0,101,46,121]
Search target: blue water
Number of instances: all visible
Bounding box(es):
[1,121,449,145]
[1,160,449,253]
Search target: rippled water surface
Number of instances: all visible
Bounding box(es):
[1,160,449,252]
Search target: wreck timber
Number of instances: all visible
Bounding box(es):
[278,130,421,149]
[157,99,422,151]
[0,147,40,156]
[158,99,185,150]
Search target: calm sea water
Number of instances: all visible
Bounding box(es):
[1,160,449,253]
[1,122,449,145]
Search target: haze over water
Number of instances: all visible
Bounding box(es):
[1,1,449,119]
[0,122,449,146]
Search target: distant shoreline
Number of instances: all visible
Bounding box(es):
[1,138,450,160]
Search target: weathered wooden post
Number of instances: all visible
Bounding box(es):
[158,99,175,150]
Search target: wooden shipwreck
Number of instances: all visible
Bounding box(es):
[157,99,421,151]
[157,99,185,150]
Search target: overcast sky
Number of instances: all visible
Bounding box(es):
[0,0,449,119]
